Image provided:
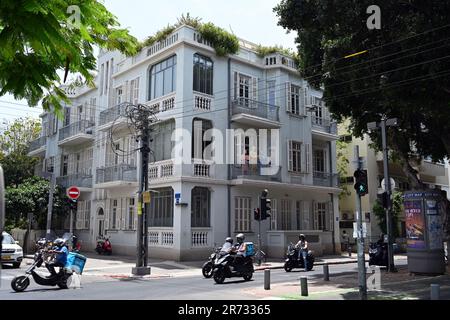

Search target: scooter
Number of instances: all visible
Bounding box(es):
[212,252,254,284]
[95,237,112,255]
[283,242,315,272]
[369,242,388,267]
[202,246,221,278]
[11,249,72,292]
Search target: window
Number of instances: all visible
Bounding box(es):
[61,155,68,176]
[234,197,251,232]
[126,198,136,230]
[111,199,118,230]
[150,120,175,162]
[100,63,104,96]
[314,149,326,173]
[270,199,278,230]
[234,72,257,107]
[149,188,174,227]
[149,55,177,100]
[289,84,302,115]
[239,75,250,101]
[267,80,276,106]
[314,202,331,231]
[339,135,352,143]
[191,187,210,227]
[116,87,123,104]
[288,141,302,173]
[130,78,140,104]
[296,201,302,230]
[76,201,91,230]
[64,108,70,126]
[193,54,213,95]
[192,118,213,160]
[280,199,292,230]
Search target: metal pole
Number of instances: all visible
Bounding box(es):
[46,173,56,239]
[354,145,367,300]
[264,269,270,290]
[380,118,396,273]
[142,127,150,267]
[300,277,308,296]
[323,263,330,281]
[69,207,74,235]
[430,284,440,300]
[257,218,262,266]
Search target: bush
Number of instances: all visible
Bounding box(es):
[197,22,239,57]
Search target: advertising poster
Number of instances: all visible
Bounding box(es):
[404,200,426,249]
[427,215,443,250]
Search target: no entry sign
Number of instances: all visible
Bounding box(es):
[66,186,80,200]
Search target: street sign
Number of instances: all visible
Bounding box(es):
[66,186,80,200]
[175,193,181,204]
[142,191,151,204]
[381,178,396,191]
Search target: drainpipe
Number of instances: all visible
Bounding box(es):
[227,57,231,237]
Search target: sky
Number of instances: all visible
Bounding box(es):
[0,0,297,127]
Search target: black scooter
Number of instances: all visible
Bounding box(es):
[369,242,388,267]
[284,242,315,272]
[212,252,254,284]
[11,249,72,292]
[202,247,221,278]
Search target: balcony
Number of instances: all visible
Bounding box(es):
[56,173,93,190]
[148,160,175,181]
[95,164,138,188]
[231,98,280,128]
[231,164,281,182]
[313,171,340,188]
[97,103,129,132]
[311,117,338,140]
[58,120,95,147]
[147,93,175,115]
[28,136,46,156]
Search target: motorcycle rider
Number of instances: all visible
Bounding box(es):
[46,238,68,275]
[232,233,247,265]
[295,234,309,271]
[220,237,234,254]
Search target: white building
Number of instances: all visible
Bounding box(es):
[29,25,341,260]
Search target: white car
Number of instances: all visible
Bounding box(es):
[1,232,23,268]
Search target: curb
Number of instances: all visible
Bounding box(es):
[254,259,358,271]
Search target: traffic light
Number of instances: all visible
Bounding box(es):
[69,199,77,211]
[354,169,368,196]
[260,189,271,220]
[254,208,261,221]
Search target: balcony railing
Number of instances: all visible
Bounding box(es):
[194,93,212,111]
[313,171,340,188]
[148,94,175,113]
[311,117,338,135]
[148,160,174,180]
[96,164,137,184]
[59,120,95,141]
[56,173,93,189]
[29,136,46,152]
[99,103,128,127]
[191,228,211,248]
[232,98,279,122]
[231,164,281,182]
[148,228,174,247]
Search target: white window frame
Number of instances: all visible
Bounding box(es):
[234,197,252,232]
[111,199,119,230]
[126,198,136,230]
[280,199,292,230]
[288,140,302,173]
[116,86,123,105]
[270,199,278,230]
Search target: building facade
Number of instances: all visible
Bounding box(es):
[29,25,341,260]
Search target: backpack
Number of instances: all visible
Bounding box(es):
[244,242,255,257]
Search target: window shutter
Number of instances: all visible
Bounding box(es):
[285,82,291,112]
[105,200,110,230]
[233,72,238,100]
[134,78,140,105]
[300,143,306,173]
[305,143,311,173]
[302,201,310,230]
[120,198,126,230]
[252,77,258,102]
[299,87,305,116]
[312,201,318,230]
[327,202,333,231]
[129,80,134,103]
[287,140,293,171]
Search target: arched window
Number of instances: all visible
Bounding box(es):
[193,54,213,95]
[191,187,211,227]
[149,55,177,100]
[192,118,213,160]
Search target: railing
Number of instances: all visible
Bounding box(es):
[193,162,211,177]
[231,164,281,182]
[191,228,211,248]
[147,32,179,57]
[148,160,174,180]
[193,32,213,47]
[194,93,212,111]
[311,117,338,135]
[232,98,279,122]
[29,136,46,152]
[96,164,137,184]
[264,54,297,69]
[59,120,95,141]
[99,103,128,126]
[148,228,174,247]
[56,173,93,189]
[148,94,175,113]
[313,171,340,188]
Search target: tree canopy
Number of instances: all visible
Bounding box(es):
[0,0,138,114]
[274,0,450,189]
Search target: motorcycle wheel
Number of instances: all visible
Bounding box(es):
[57,276,72,289]
[284,261,294,272]
[202,262,213,278]
[11,276,30,292]
[243,272,253,281]
[307,256,315,271]
[213,270,226,284]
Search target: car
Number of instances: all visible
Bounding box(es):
[1,232,23,268]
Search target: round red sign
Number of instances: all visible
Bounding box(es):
[67,186,80,200]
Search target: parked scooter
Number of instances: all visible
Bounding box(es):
[95,237,112,255]
[212,244,255,284]
[369,242,388,267]
[11,248,72,292]
[283,242,315,272]
[202,246,221,278]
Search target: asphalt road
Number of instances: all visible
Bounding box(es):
[0,261,421,300]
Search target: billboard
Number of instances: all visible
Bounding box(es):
[404,200,425,249]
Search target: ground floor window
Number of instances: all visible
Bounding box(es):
[314,202,332,231]
[110,199,119,230]
[126,198,136,230]
[149,188,174,227]
[191,187,210,227]
[280,199,292,230]
[76,200,90,230]
[269,199,278,230]
[234,197,251,232]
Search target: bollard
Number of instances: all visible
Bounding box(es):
[300,277,308,296]
[430,284,440,300]
[323,263,330,281]
[264,269,270,290]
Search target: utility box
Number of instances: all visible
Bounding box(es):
[403,191,446,274]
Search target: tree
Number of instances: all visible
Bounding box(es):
[0,0,138,114]
[0,117,41,187]
[373,191,403,239]
[336,139,351,200]
[5,176,70,231]
[274,0,450,189]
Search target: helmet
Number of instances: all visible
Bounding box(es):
[299,234,305,240]
[236,233,245,243]
[225,237,233,244]
[54,238,66,248]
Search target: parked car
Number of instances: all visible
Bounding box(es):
[1,232,23,268]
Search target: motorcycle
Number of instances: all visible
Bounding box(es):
[202,247,221,278]
[212,251,254,284]
[11,249,72,292]
[369,242,388,267]
[283,242,315,272]
[95,237,112,255]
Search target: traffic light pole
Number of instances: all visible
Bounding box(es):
[380,118,396,273]
[257,218,262,266]
[354,145,367,300]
